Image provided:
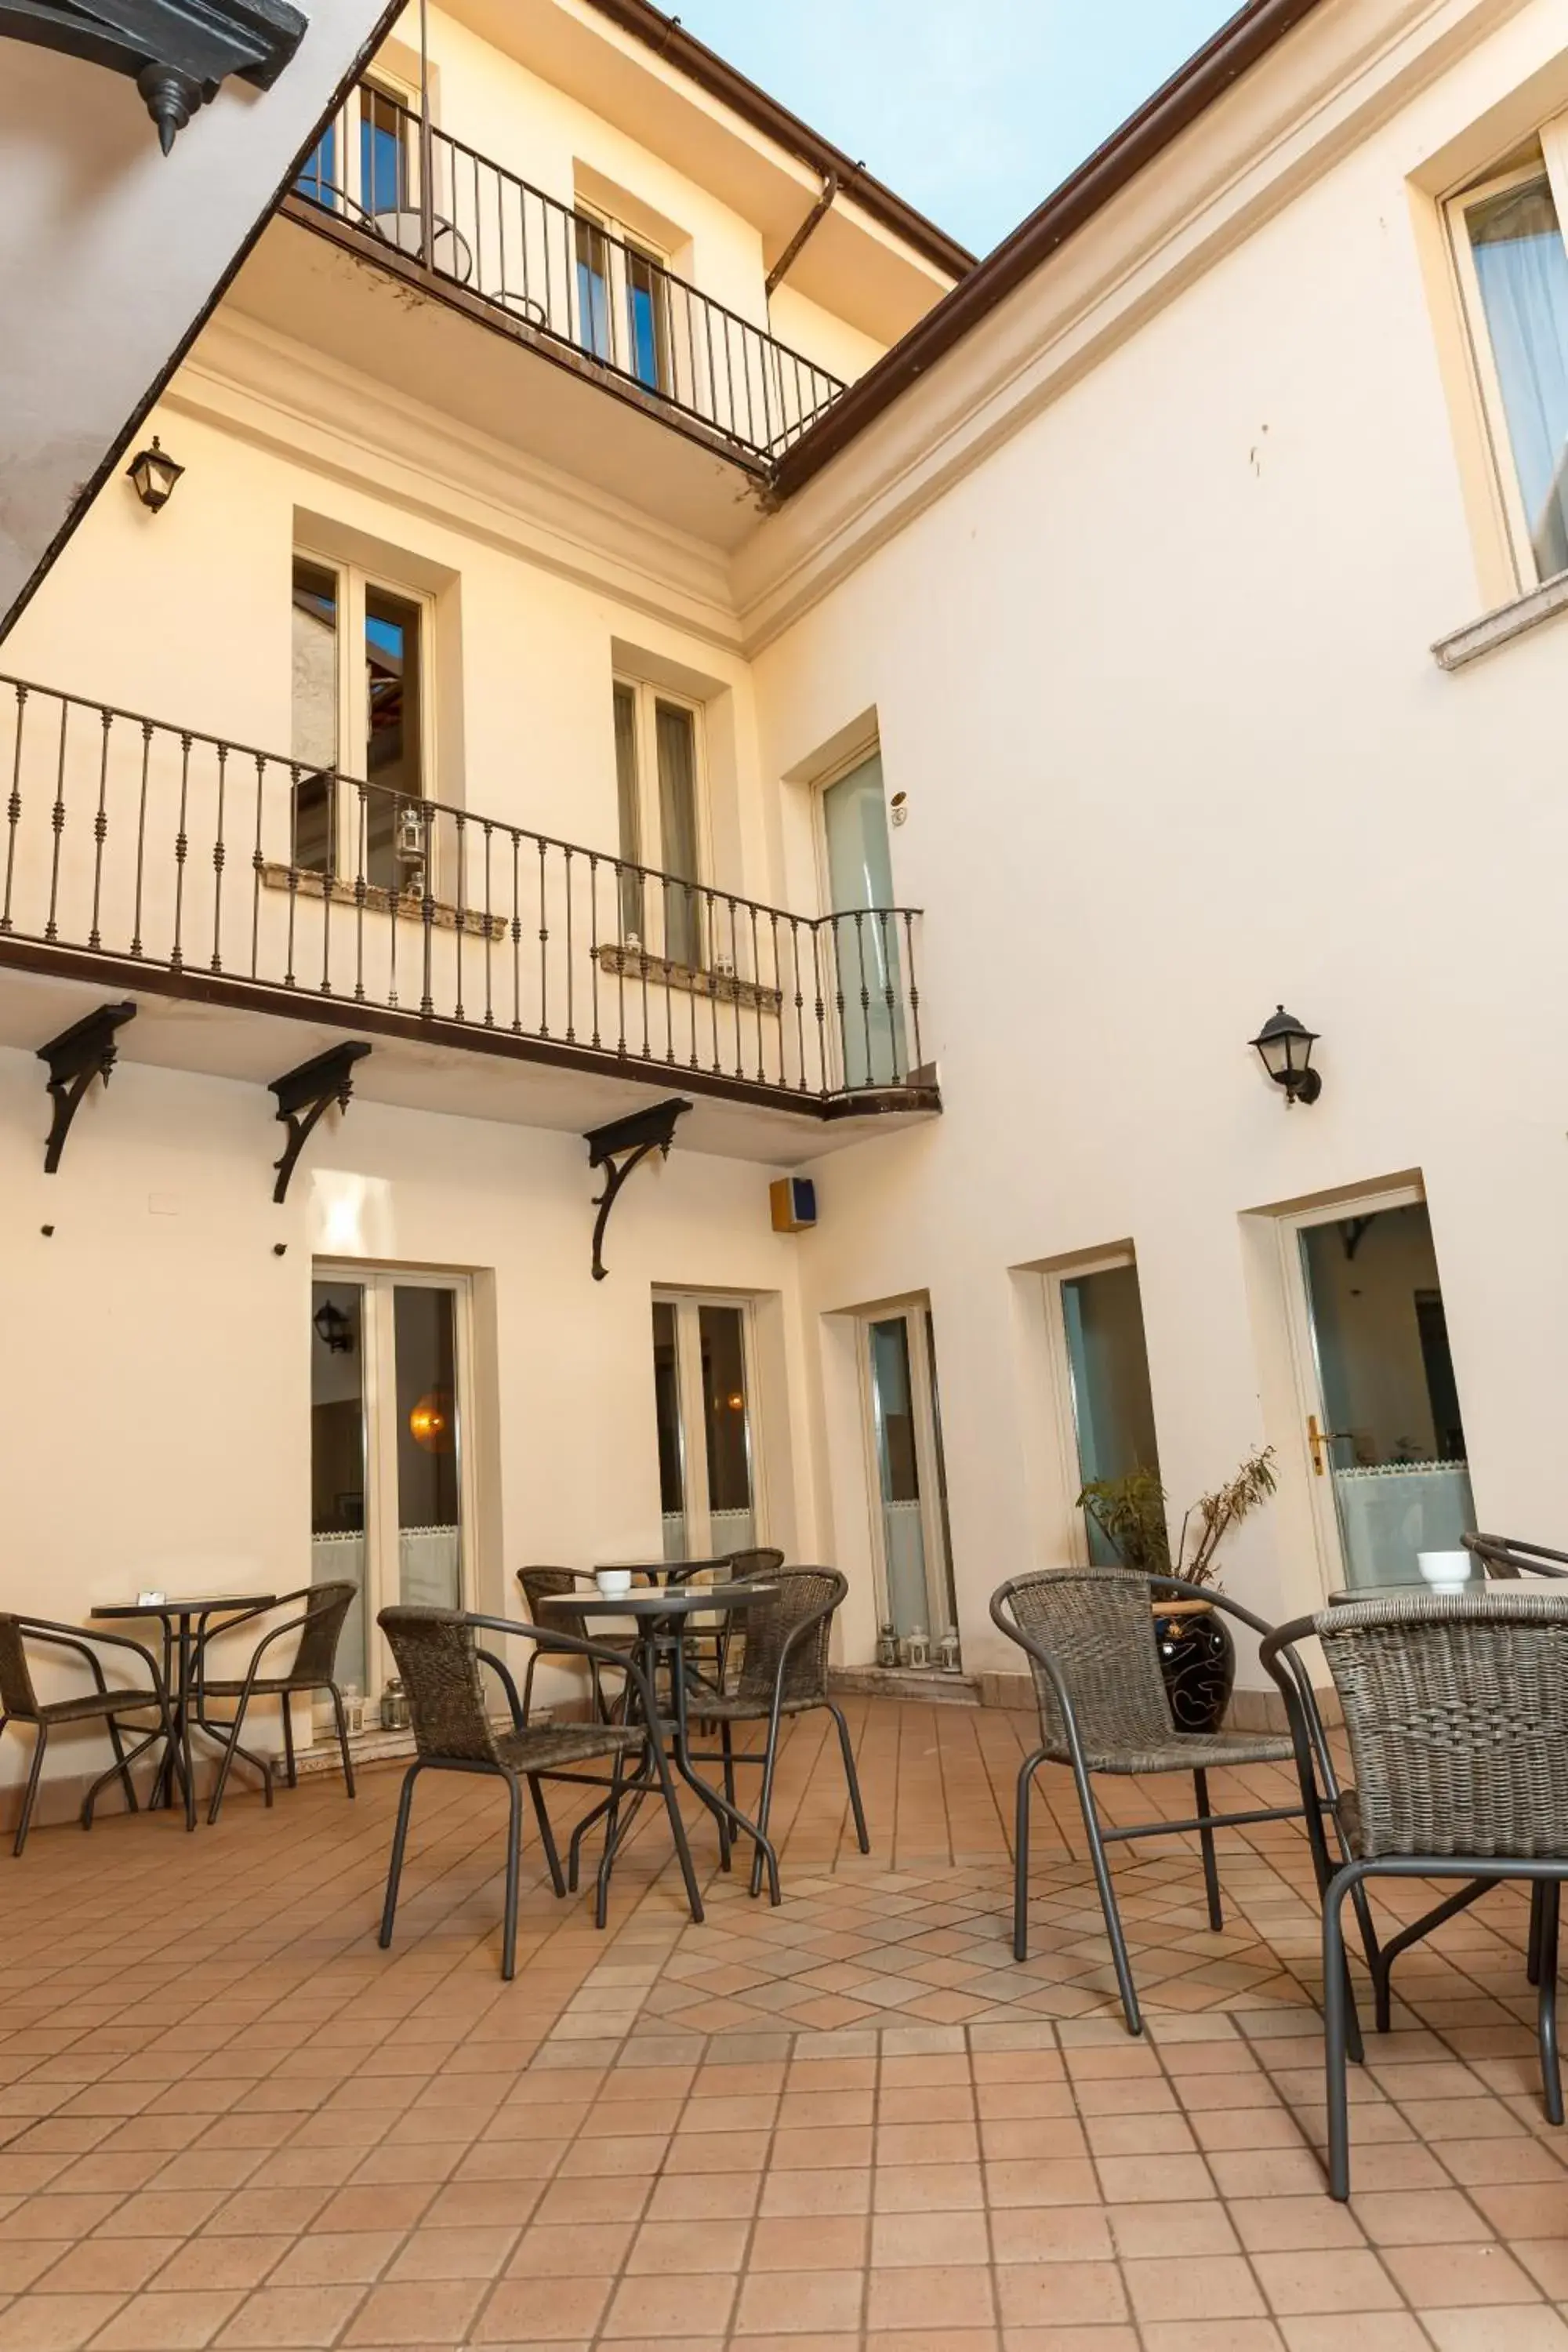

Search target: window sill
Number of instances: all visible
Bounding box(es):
[593,941,782,1014]
[260,861,507,941]
[1432,568,1568,671]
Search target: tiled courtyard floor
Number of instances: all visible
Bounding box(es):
[2,1694,1565,2350]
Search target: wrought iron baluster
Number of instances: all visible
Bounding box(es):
[728,896,742,1077]
[750,901,764,1080]
[2,682,26,936]
[537,835,549,1036]
[563,843,575,1042]
[387,793,401,1009]
[855,910,873,1084]
[89,706,111,952]
[352,785,368,1002]
[481,818,495,1027]
[419,804,436,1016]
[130,720,153,959]
[589,851,601,1048]
[44,698,69,944]
[249,755,266,978]
[510,830,521,1033]
[209,740,227,971]
[168,729,192,968]
[905,911,924,1071]
[879,911,900,1082]
[453,807,468,1022]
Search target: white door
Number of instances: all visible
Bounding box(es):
[310,1267,475,1717]
[821,750,907,1088]
[652,1293,762,1560]
[861,1303,956,1653]
[1280,1189,1476,1596]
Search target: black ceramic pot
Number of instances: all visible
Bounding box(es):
[1153,1602,1235,1734]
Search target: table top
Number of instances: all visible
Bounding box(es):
[91,1595,277,1621]
[539,1581,771,1620]
[1328,1580,1482,1606]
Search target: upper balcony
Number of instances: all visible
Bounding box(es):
[0,673,938,1167]
[224,79,850,542]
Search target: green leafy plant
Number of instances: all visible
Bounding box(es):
[1077,1446,1277,1592]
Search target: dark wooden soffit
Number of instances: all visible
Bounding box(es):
[771,0,1330,499]
[582,0,976,284]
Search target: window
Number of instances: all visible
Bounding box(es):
[611,678,704,967]
[296,78,410,227]
[652,1294,760,1560]
[291,553,430,892]
[1451,126,1568,585]
[573,206,670,391]
[310,1270,472,1722]
[1051,1254,1160,1566]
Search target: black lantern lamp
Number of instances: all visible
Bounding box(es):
[312,1298,354,1354]
[126,437,184,513]
[1250,1005,1322,1106]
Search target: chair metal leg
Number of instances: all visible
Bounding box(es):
[1071,1755,1143,2036]
[207,1688,253,1827]
[106,1713,139,1815]
[529,1777,566,1898]
[14,1725,47,1857]
[378,1763,422,1949]
[501,1771,523,1981]
[1323,1864,1359,2199]
[1537,1878,1563,2128]
[594,1747,628,1929]
[1529,1882,1545,1987]
[1193,1768,1223,1932]
[281,1695,297,1790]
[1014,1749,1046,1962]
[746,1692,788,1900]
[328,1684,356,1799]
[649,1726,705,1926]
[828,1701,871,1854]
[720,1720,735,1813]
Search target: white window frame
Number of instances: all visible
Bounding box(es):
[575,201,673,391]
[612,676,711,960]
[293,545,440,881]
[653,1288,766,1560]
[855,1298,956,1645]
[1447,120,1568,591]
[1036,1247,1149,1570]
[311,1264,479,1720]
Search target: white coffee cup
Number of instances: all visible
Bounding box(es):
[594,1568,633,1597]
[1417,1550,1472,1591]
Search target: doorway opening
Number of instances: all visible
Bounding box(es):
[1289,1195,1474,1592]
[861,1301,957,1664]
[652,1292,762,1561]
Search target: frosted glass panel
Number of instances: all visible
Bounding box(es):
[822,753,906,1087]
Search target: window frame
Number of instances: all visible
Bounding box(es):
[292,545,440,890]
[610,673,711,966]
[310,1263,479,1721]
[652,1288,767,1561]
[1447,123,1568,592]
[574,200,673,392]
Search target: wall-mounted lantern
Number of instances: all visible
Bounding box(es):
[126,437,184,512]
[1250,1004,1322,1107]
[312,1299,354,1355]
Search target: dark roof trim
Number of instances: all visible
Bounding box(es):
[772,0,1327,499]
[583,0,975,281]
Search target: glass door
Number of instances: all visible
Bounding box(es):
[1054,1257,1161,1565]
[651,1294,760,1561]
[862,1303,956,1658]
[1290,1197,1475,1592]
[310,1267,471,1724]
[822,750,906,1088]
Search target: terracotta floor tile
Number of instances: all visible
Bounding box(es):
[870,2209,989,2267]
[210,2282,365,2347]
[1251,2249,1404,2314]
[90,2288,246,2349]
[1123,2254,1269,2322]
[266,2234,401,2288]
[339,2278,486,2344]
[731,2269,865,2334]
[33,2236,180,2293]
[1419,2315,1568,2352]
[505,2223,636,2278]
[992,2259,1127,2328]
[1381,2239,1542,2308]
[470,2272,610,2340]
[600,2270,737,2337]
[0,2294,128,2350]
[749,2216,869,2271]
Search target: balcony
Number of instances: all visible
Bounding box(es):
[267,84,846,480]
[0,675,938,1163]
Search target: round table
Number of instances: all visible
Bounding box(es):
[539,1581,780,1914]
[90,1596,276,1831]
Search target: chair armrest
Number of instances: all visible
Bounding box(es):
[22,1621,165,1699]
[193,1610,306,1699]
[477,1646,527,1731]
[470,1612,658,1727]
[1258,1616,1343,1812]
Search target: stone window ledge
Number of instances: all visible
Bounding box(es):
[260,861,506,941]
[593,940,782,1014]
[1432,569,1568,671]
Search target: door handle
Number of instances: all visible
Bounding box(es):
[1307,1414,1349,1476]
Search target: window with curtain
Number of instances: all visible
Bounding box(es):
[611,679,705,967]
[1455,140,1568,585]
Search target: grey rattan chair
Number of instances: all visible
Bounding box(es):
[194,1582,358,1824]
[378,1607,689,1972]
[1466,1532,1568,1581]
[0,1616,173,1855]
[674,1548,785,1693]
[991,1569,1338,2036]
[685,1566,869,1895]
[1261,1587,1568,2199]
[516,1568,637,1722]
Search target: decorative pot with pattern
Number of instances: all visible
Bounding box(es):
[1152,1597,1234,1734]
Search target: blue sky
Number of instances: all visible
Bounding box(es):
[673,0,1241,256]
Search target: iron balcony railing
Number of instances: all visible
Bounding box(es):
[0,677,927,1107]
[291,84,846,464]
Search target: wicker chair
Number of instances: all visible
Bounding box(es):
[378,1607,694,1971]
[990,1569,1338,2036]
[194,1582,358,1824]
[1261,1587,1568,2199]
[673,1548,786,1693]
[516,1568,640,1722]
[0,1616,173,1856]
[1466,1532,1568,1581]
[685,1566,868,1896]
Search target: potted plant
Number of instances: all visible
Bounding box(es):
[1076,1448,1277,1733]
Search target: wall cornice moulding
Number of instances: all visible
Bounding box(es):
[733,0,1538,655]
[169,313,747,650]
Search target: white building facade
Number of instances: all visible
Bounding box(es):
[5,0,1568,1819]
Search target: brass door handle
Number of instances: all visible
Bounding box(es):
[1307,1414,1349,1475]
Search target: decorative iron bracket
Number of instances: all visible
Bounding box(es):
[38,1001,137,1172]
[584,1098,691,1281]
[0,0,307,151]
[270,1041,370,1203]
